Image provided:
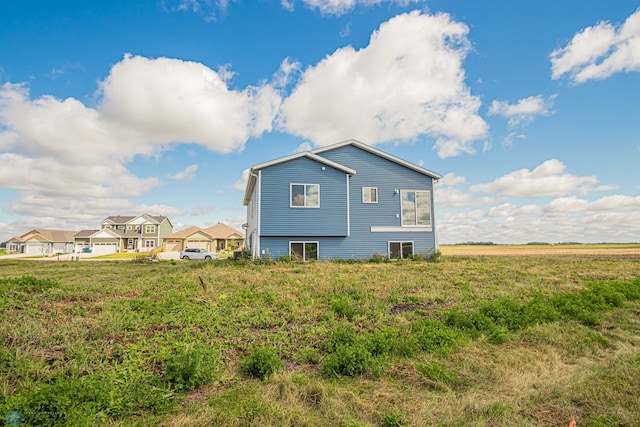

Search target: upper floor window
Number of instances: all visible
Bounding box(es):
[290,184,320,208]
[144,224,156,233]
[362,187,378,204]
[400,190,431,226]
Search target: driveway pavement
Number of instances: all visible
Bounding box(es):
[0,252,104,261]
[158,251,181,260]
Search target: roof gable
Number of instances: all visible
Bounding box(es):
[312,139,441,180]
[101,214,170,226]
[129,214,155,225]
[74,230,98,238]
[103,216,135,225]
[165,226,213,240]
[90,229,121,239]
[20,229,77,242]
[243,152,356,205]
[203,223,245,239]
[250,151,356,175]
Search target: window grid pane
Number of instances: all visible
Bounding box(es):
[401,242,414,259]
[304,243,318,261]
[306,184,319,207]
[291,184,319,207]
[401,190,431,226]
[363,187,378,203]
[291,185,305,207]
[389,242,401,259]
[401,191,416,225]
[416,191,431,226]
[290,243,304,259]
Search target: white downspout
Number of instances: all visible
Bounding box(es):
[346,174,350,236]
[433,179,439,252]
[250,171,261,259]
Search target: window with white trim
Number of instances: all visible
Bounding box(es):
[289,241,318,261]
[362,187,378,203]
[144,240,155,248]
[290,184,320,208]
[144,224,156,233]
[400,190,431,226]
[389,241,413,259]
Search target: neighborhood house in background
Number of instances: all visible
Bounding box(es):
[5,229,77,255]
[4,215,245,256]
[164,223,244,253]
[74,214,174,255]
[243,139,441,261]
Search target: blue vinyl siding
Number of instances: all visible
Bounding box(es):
[251,142,438,260]
[260,156,348,237]
[261,232,435,260]
[320,145,436,254]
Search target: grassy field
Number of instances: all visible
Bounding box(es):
[440,243,640,258]
[1,254,639,426]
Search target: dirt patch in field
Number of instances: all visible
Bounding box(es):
[388,302,454,315]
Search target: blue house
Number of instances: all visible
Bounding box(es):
[242,139,442,261]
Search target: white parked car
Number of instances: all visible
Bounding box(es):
[180,248,219,260]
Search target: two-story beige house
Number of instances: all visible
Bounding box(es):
[77,214,173,254]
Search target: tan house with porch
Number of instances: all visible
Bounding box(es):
[164,223,244,252]
[6,229,77,255]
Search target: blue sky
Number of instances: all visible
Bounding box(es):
[1,0,639,244]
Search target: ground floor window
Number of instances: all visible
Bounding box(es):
[144,240,155,248]
[388,241,413,259]
[289,241,318,261]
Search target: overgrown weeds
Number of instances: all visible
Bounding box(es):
[1,257,639,426]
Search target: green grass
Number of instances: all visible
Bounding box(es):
[91,251,153,259]
[0,256,639,426]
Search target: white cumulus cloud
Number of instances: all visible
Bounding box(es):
[0,55,280,237]
[488,95,556,127]
[296,0,421,16]
[551,8,640,83]
[278,10,487,157]
[99,55,281,155]
[166,164,198,182]
[470,159,600,197]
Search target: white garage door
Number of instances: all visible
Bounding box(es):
[25,243,45,255]
[92,242,118,255]
[165,240,183,252]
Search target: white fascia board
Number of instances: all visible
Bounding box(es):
[312,139,442,181]
[251,152,356,176]
[129,214,156,225]
[90,228,121,238]
[243,170,258,206]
